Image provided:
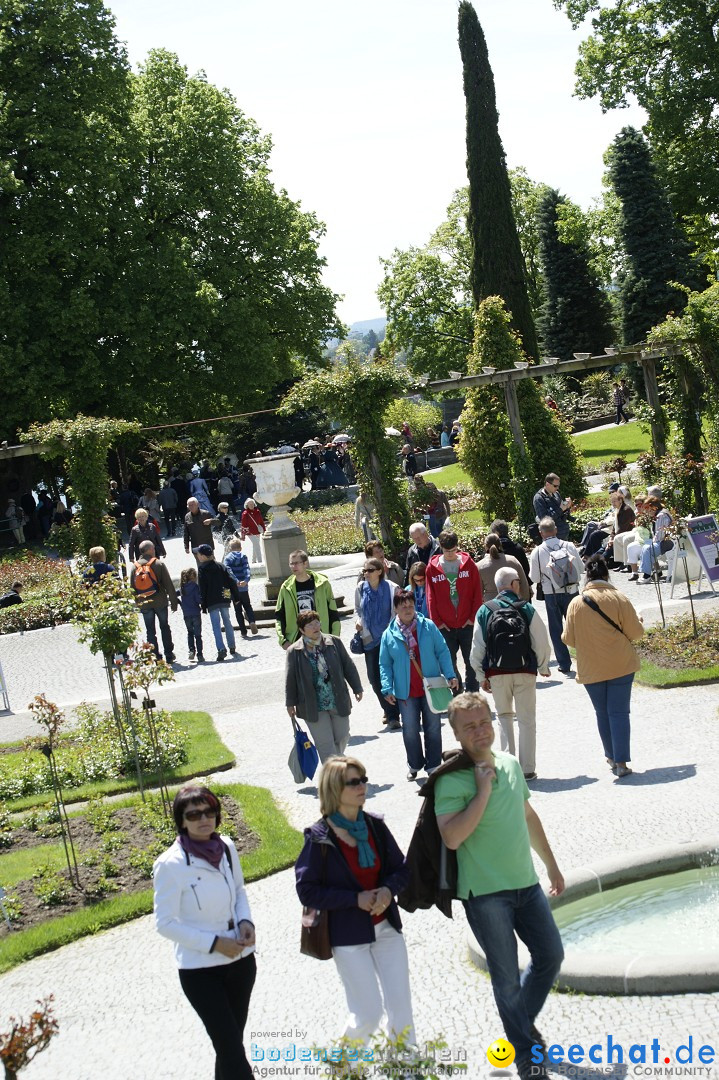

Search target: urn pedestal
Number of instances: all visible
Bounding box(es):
[245,454,306,601]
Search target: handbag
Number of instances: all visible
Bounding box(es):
[349,630,364,655]
[405,645,453,714]
[290,716,319,781]
[300,845,332,960]
[659,538,674,554]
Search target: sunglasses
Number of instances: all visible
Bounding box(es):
[364,568,381,574]
[184,807,218,821]
[344,776,369,787]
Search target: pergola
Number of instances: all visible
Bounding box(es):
[430,344,684,459]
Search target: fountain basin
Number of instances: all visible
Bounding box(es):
[467,838,719,994]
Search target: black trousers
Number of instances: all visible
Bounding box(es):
[364,643,400,722]
[233,591,256,631]
[179,953,256,1080]
[440,625,479,693]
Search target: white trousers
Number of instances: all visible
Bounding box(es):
[311,711,349,763]
[614,530,641,564]
[489,672,537,774]
[625,540,643,567]
[249,533,263,564]
[332,920,415,1046]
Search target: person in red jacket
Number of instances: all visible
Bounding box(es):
[426,529,483,692]
[240,499,266,565]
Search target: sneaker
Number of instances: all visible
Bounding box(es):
[197,654,205,663]
[530,1025,547,1058]
[615,764,633,778]
[165,653,176,663]
[558,667,571,675]
[217,649,227,661]
[250,623,259,635]
[523,771,538,781]
[240,630,248,638]
[627,572,639,581]
[188,650,195,660]
[407,770,418,781]
[387,720,402,732]
[229,647,237,655]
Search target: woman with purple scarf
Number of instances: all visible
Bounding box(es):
[354,557,401,730]
[379,590,457,782]
[153,784,256,1080]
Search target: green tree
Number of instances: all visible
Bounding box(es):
[379,173,547,379]
[383,399,442,451]
[21,415,140,554]
[0,0,134,438]
[536,188,614,361]
[457,1,538,359]
[459,297,586,522]
[607,127,698,344]
[280,349,412,551]
[553,0,719,268]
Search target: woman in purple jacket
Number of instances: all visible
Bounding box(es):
[294,756,415,1049]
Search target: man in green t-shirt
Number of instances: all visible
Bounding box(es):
[435,692,564,1080]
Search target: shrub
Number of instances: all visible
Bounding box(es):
[84,876,120,901]
[33,865,72,907]
[383,399,443,450]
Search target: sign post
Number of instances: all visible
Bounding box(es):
[682,515,719,595]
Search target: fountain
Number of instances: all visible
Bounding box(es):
[467,838,719,994]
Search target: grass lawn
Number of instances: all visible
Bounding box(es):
[3,711,235,812]
[635,611,719,688]
[636,659,719,688]
[572,421,651,469]
[0,842,67,887]
[0,782,302,974]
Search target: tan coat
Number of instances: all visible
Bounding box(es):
[562,580,644,685]
[476,552,530,601]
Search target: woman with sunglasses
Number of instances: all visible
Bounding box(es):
[354,557,402,731]
[295,756,415,1049]
[153,784,256,1080]
[407,561,428,616]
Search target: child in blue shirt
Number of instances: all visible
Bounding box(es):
[224,538,258,636]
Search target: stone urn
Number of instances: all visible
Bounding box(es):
[244,453,306,598]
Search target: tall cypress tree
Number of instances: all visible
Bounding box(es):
[457,1,538,359]
[607,127,700,345]
[537,189,614,362]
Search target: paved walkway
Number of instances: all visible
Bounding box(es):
[1,549,718,1078]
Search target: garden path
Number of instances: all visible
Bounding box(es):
[0,551,718,1078]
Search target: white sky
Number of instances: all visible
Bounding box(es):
[107,0,645,326]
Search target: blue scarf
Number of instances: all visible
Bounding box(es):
[329,810,376,868]
[360,578,392,649]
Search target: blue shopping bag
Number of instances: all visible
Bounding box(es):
[290,717,319,781]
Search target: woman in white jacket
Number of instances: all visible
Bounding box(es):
[153,784,256,1079]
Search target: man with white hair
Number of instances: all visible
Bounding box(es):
[470,567,551,780]
[404,521,440,583]
[529,517,583,675]
[183,498,217,564]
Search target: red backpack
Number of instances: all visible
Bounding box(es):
[133,558,159,600]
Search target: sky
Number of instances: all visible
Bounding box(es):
[107,0,646,327]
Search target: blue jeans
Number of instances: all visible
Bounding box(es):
[141,606,174,660]
[209,604,235,652]
[640,540,671,575]
[398,694,442,772]
[464,884,564,1065]
[543,592,573,671]
[584,672,634,763]
[183,614,203,657]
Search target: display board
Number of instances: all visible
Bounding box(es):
[684,514,719,590]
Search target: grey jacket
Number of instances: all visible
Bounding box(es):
[285,635,363,724]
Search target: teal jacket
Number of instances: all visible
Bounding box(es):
[275,570,340,646]
[379,614,455,700]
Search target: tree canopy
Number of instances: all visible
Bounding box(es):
[458,1,538,359]
[553,0,719,268]
[0,2,341,440]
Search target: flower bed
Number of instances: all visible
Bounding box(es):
[0,553,73,635]
[295,502,359,556]
[636,612,719,671]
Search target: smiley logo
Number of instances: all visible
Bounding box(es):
[487,1039,515,1069]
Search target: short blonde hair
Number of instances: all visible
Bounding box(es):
[134,508,148,521]
[447,690,492,731]
[89,546,106,563]
[228,537,242,551]
[319,756,366,816]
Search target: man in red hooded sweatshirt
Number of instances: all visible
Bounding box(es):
[426,529,483,693]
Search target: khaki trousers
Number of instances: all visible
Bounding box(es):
[489,672,537,774]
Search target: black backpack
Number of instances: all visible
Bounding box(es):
[484,598,534,670]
